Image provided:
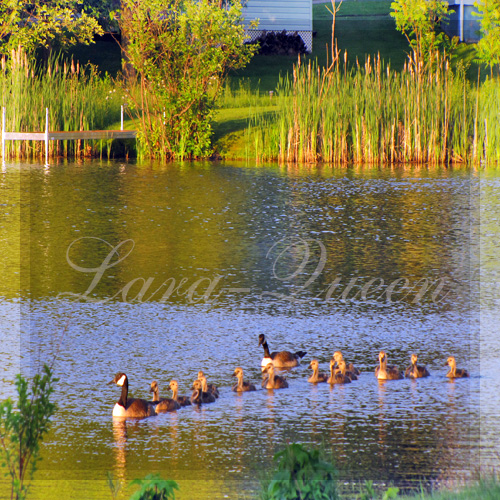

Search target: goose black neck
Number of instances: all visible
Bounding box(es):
[118,378,129,408]
[262,340,271,358]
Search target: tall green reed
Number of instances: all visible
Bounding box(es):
[248,53,499,165]
[0,47,123,160]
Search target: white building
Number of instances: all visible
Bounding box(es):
[446,0,481,42]
[242,0,313,52]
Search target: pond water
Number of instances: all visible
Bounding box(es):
[0,161,499,499]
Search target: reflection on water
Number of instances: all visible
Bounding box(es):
[0,160,496,500]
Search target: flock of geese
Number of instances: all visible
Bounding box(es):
[108,334,469,419]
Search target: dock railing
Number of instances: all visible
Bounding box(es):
[1,106,137,166]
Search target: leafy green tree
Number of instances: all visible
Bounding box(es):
[474,0,500,75]
[390,0,456,71]
[0,365,58,500]
[118,0,257,160]
[262,443,338,500]
[0,0,103,59]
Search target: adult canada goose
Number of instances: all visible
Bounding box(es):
[108,372,156,418]
[262,363,289,389]
[169,380,191,407]
[232,367,256,392]
[190,380,203,406]
[308,359,328,383]
[328,359,352,385]
[375,351,404,380]
[332,351,360,377]
[198,371,219,398]
[258,334,307,369]
[405,354,430,379]
[445,356,469,378]
[193,379,216,403]
[149,381,180,413]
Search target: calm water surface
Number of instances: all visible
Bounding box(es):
[0,161,498,499]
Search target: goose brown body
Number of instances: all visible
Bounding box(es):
[405,354,430,379]
[375,351,403,380]
[308,359,328,383]
[232,367,256,392]
[262,364,289,389]
[149,381,180,412]
[445,356,469,378]
[108,373,156,418]
[259,334,307,369]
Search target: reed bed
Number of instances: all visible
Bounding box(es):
[0,48,123,160]
[248,54,500,165]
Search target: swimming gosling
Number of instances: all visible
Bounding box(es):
[375,351,403,380]
[198,371,219,398]
[149,381,180,413]
[232,367,256,392]
[169,380,191,407]
[308,359,328,383]
[445,356,469,378]
[405,354,430,379]
[262,363,289,389]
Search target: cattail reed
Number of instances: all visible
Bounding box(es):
[246,52,499,165]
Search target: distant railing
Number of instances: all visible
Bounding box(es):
[1,107,137,166]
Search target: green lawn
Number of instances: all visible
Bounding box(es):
[231,1,409,91]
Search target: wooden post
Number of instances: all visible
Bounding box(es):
[45,108,49,166]
[1,107,5,164]
[121,105,124,131]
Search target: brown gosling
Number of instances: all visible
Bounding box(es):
[259,333,307,369]
[328,359,352,385]
[232,367,256,392]
[190,380,203,406]
[307,359,328,383]
[108,373,156,418]
[261,363,289,389]
[445,356,469,378]
[149,381,180,413]
[169,380,191,407]
[193,379,216,403]
[404,354,430,379]
[198,371,220,398]
[375,351,403,380]
[332,350,360,377]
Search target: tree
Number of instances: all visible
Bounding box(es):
[474,0,500,75]
[0,0,103,59]
[390,0,456,71]
[117,0,257,160]
[0,365,58,500]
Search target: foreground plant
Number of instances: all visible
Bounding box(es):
[0,365,57,500]
[129,474,179,500]
[262,443,338,500]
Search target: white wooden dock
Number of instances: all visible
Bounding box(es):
[1,107,137,165]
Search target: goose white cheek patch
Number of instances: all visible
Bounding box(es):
[117,374,127,386]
